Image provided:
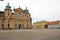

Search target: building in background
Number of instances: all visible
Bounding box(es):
[33,20,60,29]
[33,21,48,29]
[46,21,60,29]
[0,3,32,29]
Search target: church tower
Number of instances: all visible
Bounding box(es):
[24,7,29,13]
[4,3,12,17]
[4,3,12,29]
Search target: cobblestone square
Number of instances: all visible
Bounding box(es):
[0,29,60,40]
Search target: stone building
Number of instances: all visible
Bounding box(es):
[33,21,48,29]
[0,3,32,29]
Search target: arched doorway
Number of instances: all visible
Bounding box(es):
[19,24,21,29]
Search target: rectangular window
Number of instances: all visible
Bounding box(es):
[8,13,9,15]
[17,13,21,17]
[2,24,4,29]
[8,23,10,28]
[15,24,17,28]
[8,11,9,16]
[2,20,4,29]
[18,13,20,17]
[22,24,24,29]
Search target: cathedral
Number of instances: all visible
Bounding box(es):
[0,3,32,29]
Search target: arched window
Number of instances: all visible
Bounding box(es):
[8,23,10,28]
[2,24,4,29]
[15,24,17,28]
[8,11,9,16]
[8,20,10,28]
[2,21,4,29]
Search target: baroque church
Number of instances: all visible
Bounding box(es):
[0,3,32,29]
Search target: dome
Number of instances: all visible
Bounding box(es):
[24,7,29,13]
[5,3,11,10]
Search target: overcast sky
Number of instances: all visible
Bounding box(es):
[0,0,60,22]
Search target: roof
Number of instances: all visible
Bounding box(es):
[14,6,23,11]
[0,11,4,13]
[0,11,5,17]
[46,21,60,25]
[33,21,48,24]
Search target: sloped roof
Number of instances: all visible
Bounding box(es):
[34,21,48,24]
[0,11,5,17]
[0,11,4,12]
[46,21,60,25]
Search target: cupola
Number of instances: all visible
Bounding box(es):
[24,7,29,13]
[5,3,11,10]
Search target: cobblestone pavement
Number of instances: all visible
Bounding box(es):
[0,29,60,40]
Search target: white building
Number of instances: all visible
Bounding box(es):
[46,21,60,29]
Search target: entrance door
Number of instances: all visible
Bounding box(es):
[45,25,48,28]
[19,24,21,29]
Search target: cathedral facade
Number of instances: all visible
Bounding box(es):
[0,3,32,29]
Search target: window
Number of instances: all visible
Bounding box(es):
[24,13,26,16]
[2,21,4,29]
[22,24,24,29]
[2,24,4,29]
[15,24,17,28]
[18,13,20,17]
[8,20,10,23]
[12,13,14,15]
[8,11,9,15]
[27,23,28,29]
[8,13,9,15]
[23,14,26,18]
[8,23,10,28]
[8,21,9,22]
[17,13,21,17]
[8,20,10,28]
